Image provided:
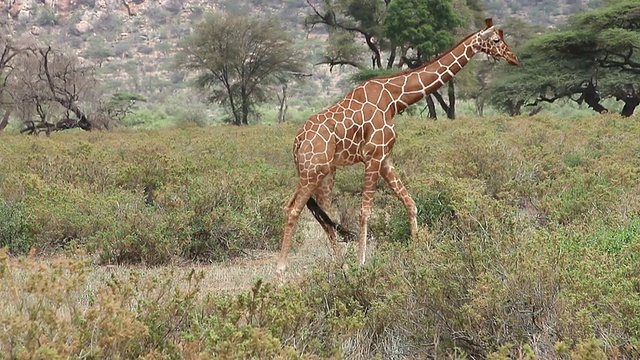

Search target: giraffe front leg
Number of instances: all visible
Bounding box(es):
[357,161,382,266]
[381,158,418,240]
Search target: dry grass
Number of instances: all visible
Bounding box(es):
[4,216,344,297]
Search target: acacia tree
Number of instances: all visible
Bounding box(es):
[487,0,640,116]
[175,12,304,125]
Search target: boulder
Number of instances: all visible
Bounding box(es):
[74,20,93,34]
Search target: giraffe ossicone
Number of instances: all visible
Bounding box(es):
[276,18,519,273]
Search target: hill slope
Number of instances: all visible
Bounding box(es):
[0,0,605,121]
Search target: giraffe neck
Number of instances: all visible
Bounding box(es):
[393,33,480,113]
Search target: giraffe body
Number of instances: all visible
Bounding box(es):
[277,19,519,273]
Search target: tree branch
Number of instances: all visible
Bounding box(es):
[598,48,640,74]
[305,0,382,68]
[315,57,363,71]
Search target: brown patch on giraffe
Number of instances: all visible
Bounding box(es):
[449,62,463,73]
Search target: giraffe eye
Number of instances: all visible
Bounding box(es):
[492,38,500,43]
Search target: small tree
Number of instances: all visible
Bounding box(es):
[175,12,304,125]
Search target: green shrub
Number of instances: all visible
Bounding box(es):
[378,191,456,243]
[87,209,177,265]
[34,6,58,26]
[0,200,33,254]
[123,108,177,128]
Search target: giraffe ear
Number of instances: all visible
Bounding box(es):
[484,18,494,29]
[497,29,504,39]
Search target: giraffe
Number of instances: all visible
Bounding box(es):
[277,18,519,273]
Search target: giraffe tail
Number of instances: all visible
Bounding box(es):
[306,197,355,241]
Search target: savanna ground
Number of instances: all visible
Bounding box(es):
[1,113,640,359]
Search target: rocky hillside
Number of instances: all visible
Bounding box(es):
[0,0,605,111]
[1,0,312,104]
[483,0,603,26]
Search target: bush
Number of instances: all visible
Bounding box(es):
[33,6,58,27]
[137,44,154,55]
[84,38,113,59]
[0,200,32,254]
[380,191,455,243]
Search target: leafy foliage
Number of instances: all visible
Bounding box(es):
[0,200,32,254]
[384,0,463,60]
[349,67,404,84]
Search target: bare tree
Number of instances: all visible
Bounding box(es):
[8,45,96,134]
[0,33,23,131]
[33,46,94,131]
[2,30,142,134]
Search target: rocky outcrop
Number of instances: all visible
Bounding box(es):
[73,19,92,33]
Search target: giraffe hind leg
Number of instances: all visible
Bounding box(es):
[277,185,314,273]
[277,169,331,273]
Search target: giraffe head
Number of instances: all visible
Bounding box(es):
[475,18,519,66]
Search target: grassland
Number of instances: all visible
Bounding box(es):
[1,113,640,358]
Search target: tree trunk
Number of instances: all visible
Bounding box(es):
[425,95,437,119]
[277,84,288,123]
[0,109,10,131]
[225,84,241,125]
[365,35,382,69]
[241,87,250,125]
[447,80,456,119]
[229,104,241,125]
[386,47,396,69]
[507,99,523,116]
[432,92,451,119]
[67,105,92,131]
[474,97,485,117]
[620,96,639,117]
[528,106,542,116]
[430,81,457,119]
[581,82,608,114]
